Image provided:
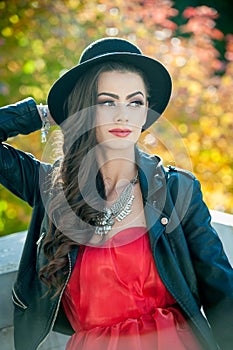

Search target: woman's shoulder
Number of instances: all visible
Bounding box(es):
[165,164,196,181]
[137,147,197,183]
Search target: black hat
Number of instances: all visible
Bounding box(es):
[47,37,172,129]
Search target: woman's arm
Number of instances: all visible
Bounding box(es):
[0,98,42,141]
[0,98,53,206]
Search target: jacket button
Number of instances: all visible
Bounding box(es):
[161,217,169,225]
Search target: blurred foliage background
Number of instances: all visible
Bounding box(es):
[0,0,233,236]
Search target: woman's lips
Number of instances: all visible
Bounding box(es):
[109,128,132,137]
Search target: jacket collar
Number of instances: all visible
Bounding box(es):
[135,146,166,204]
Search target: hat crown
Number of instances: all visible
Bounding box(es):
[80,38,142,64]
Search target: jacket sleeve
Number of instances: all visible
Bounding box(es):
[181,177,233,350]
[0,97,42,141]
[0,98,51,206]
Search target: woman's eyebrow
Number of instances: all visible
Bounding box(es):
[97,92,119,99]
[97,91,145,99]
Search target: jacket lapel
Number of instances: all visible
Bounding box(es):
[136,147,169,242]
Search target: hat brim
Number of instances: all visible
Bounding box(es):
[47,52,172,129]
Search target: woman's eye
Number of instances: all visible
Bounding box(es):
[129,100,144,107]
[97,100,115,107]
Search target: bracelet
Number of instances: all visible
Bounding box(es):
[39,103,50,143]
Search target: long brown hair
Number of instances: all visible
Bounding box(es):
[39,61,150,296]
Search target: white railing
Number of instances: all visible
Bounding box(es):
[0,210,233,350]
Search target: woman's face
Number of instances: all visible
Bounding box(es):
[95,70,148,151]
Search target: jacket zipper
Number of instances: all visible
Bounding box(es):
[36,253,72,350]
[12,287,28,310]
[36,231,46,246]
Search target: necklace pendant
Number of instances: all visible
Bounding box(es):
[94,210,115,236]
[95,225,112,236]
[94,172,138,235]
[116,208,132,221]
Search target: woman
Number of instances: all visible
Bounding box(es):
[0,37,233,350]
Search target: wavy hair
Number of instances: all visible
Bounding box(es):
[39,61,150,296]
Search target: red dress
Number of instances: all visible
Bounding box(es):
[62,227,202,350]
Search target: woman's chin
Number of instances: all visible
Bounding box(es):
[97,139,136,152]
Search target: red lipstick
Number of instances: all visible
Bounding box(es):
[109,128,132,137]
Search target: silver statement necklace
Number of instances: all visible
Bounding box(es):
[94,173,138,236]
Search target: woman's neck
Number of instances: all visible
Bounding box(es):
[96,147,138,198]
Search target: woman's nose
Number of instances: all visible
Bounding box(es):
[114,103,129,122]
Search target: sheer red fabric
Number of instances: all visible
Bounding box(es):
[62,227,202,350]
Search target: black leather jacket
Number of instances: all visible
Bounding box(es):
[1,98,233,350]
